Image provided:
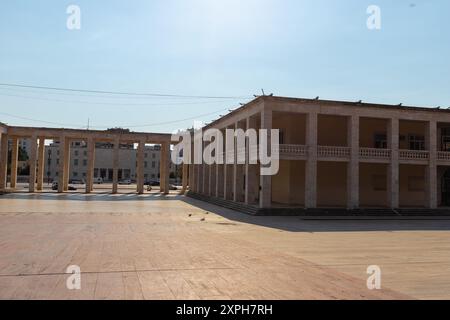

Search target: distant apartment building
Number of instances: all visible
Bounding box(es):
[44,141,174,183]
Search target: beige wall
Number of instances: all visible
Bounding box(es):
[360,163,388,207]
[318,115,348,146]
[360,118,388,148]
[399,164,426,207]
[317,162,347,207]
[272,112,306,145]
[271,160,305,205]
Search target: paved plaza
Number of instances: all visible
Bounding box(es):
[0,191,449,300]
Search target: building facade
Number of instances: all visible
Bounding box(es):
[188,96,450,211]
[44,141,172,183]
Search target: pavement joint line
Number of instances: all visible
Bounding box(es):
[0,267,240,278]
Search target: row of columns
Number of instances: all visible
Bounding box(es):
[0,135,172,195]
[189,111,440,210]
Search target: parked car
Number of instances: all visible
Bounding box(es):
[51,181,77,191]
[119,179,132,185]
[147,180,160,186]
[168,184,178,191]
[93,177,103,184]
[69,179,84,185]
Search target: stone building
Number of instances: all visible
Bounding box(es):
[188,95,450,213]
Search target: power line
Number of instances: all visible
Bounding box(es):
[0,92,239,107]
[0,83,251,100]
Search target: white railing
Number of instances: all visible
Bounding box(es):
[438,151,450,161]
[399,150,429,161]
[359,148,391,160]
[318,146,351,159]
[277,144,308,158]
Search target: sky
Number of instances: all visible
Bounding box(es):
[0,0,450,133]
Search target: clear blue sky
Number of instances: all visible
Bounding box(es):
[1,0,449,133]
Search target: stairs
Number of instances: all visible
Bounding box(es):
[187,192,259,215]
[186,192,450,217]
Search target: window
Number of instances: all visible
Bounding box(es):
[279,129,285,145]
[408,135,425,150]
[152,161,156,168]
[152,153,156,159]
[83,159,87,166]
[74,150,79,156]
[74,159,79,166]
[83,151,87,157]
[144,161,148,168]
[73,172,78,177]
[374,134,387,149]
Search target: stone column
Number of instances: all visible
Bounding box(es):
[58,137,66,193]
[37,137,45,191]
[347,115,360,209]
[182,164,189,193]
[160,142,170,195]
[305,112,318,208]
[426,120,438,209]
[388,118,400,209]
[0,133,9,191]
[137,140,145,194]
[10,137,19,189]
[112,139,120,194]
[259,108,273,208]
[28,136,38,193]
[245,117,258,205]
[63,138,71,191]
[85,137,95,193]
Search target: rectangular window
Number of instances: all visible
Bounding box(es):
[83,159,87,166]
[408,135,425,151]
[152,161,156,168]
[74,150,79,156]
[74,159,79,166]
[374,134,387,149]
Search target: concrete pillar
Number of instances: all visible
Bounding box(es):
[85,137,95,193]
[426,120,438,209]
[10,137,19,189]
[245,117,258,205]
[137,140,145,194]
[63,138,70,191]
[112,139,119,194]
[305,112,318,208]
[28,136,38,193]
[188,164,194,192]
[259,108,272,208]
[182,164,189,193]
[58,137,66,193]
[0,133,9,191]
[160,142,170,195]
[347,115,360,209]
[388,118,400,209]
[37,137,45,191]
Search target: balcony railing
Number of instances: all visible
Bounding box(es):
[359,148,391,160]
[278,144,308,159]
[318,146,351,159]
[438,151,450,161]
[399,150,429,161]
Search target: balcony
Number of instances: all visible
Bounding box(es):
[360,148,391,162]
[318,146,350,161]
[399,150,429,162]
[438,151,450,162]
[277,144,308,160]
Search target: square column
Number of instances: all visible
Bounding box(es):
[245,117,258,205]
[182,164,189,193]
[0,133,9,191]
[160,142,170,195]
[347,115,360,209]
[28,136,38,193]
[37,137,45,191]
[259,108,272,208]
[426,120,438,209]
[112,139,120,194]
[85,137,95,193]
[388,118,400,209]
[63,138,71,191]
[10,137,19,189]
[137,140,145,194]
[305,112,318,208]
[58,137,67,193]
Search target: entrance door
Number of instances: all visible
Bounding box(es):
[442,170,450,206]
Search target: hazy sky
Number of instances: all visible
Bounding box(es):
[1,0,449,133]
